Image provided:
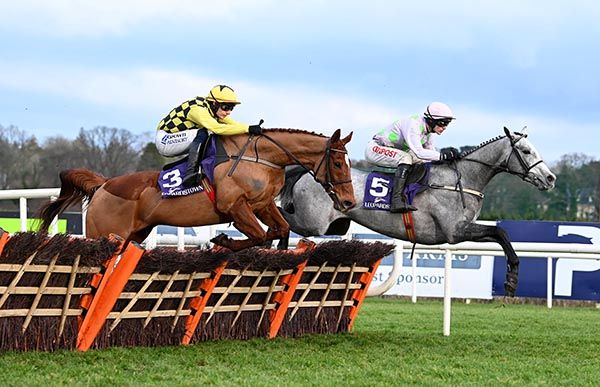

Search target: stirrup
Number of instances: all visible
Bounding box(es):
[181,173,199,188]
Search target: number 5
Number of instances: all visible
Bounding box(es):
[369,177,389,197]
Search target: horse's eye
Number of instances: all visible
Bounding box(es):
[334,161,342,168]
[522,149,531,155]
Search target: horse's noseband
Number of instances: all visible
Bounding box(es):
[500,136,544,179]
[313,140,352,208]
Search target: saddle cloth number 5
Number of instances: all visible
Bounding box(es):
[370,177,390,197]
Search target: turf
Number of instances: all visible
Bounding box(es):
[1,298,599,386]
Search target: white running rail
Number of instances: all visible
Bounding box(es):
[1,188,600,337]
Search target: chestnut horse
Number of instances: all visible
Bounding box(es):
[38,128,355,251]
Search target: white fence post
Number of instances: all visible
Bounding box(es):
[177,227,185,251]
[81,197,88,237]
[443,249,452,337]
[547,256,553,309]
[49,195,59,235]
[411,246,417,303]
[19,197,27,232]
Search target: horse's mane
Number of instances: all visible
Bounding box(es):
[459,134,507,157]
[264,128,327,138]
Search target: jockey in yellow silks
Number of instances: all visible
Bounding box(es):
[155,85,263,187]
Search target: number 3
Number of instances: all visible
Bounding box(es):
[162,170,183,188]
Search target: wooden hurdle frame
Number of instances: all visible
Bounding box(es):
[0,229,393,352]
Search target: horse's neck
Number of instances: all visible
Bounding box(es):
[457,140,510,189]
[257,131,327,168]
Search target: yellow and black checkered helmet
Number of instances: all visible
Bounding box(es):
[206,85,241,104]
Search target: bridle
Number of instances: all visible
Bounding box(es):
[461,132,544,180]
[230,132,352,207]
[433,132,545,208]
[264,133,351,206]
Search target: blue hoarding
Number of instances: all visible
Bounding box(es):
[492,220,600,300]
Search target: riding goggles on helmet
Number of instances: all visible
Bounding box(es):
[436,118,453,127]
[219,103,236,111]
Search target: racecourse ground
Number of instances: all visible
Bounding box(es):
[1,297,599,385]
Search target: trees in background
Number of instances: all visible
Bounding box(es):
[0,125,41,189]
[0,125,170,188]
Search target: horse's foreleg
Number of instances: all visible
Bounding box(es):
[255,201,290,250]
[462,222,519,297]
[211,198,268,251]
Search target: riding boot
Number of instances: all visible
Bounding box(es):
[181,130,206,188]
[390,164,417,213]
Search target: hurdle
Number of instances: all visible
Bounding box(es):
[0,229,394,352]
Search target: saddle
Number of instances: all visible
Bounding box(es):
[157,136,224,197]
[157,135,255,198]
[362,163,431,211]
[370,164,429,186]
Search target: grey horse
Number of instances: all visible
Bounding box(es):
[279,128,556,296]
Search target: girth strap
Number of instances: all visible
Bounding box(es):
[429,184,484,199]
[402,212,417,243]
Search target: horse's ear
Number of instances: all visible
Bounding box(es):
[504,126,516,144]
[330,128,341,142]
[342,131,353,145]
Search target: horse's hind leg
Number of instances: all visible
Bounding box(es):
[462,222,519,297]
[211,198,268,251]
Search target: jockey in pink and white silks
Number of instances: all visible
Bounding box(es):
[365,102,460,213]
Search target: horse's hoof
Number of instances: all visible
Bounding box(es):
[260,240,273,249]
[210,233,230,247]
[504,282,516,297]
[277,239,289,250]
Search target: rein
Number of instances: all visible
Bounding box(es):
[226,132,350,205]
[460,133,544,180]
[260,133,351,197]
[435,132,544,207]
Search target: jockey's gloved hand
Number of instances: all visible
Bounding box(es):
[439,147,460,161]
[249,122,263,135]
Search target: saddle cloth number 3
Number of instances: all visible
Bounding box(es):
[162,169,183,188]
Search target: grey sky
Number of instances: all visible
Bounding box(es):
[0,0,598,163]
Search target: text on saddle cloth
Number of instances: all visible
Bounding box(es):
[362,164,431,211]
[158,136,219,198]
[158,159,205,197]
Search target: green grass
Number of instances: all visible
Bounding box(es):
[2,298,600,386]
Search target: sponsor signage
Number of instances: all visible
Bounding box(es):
[493,220,600,300]
[372,251,494,299]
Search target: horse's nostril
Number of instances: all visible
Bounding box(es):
[547,175,555,183]
[343,200,355,209]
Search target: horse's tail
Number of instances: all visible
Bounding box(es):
[37,169,108,233]
[279,165,310,213]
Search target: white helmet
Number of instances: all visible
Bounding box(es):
[424,102,454,121]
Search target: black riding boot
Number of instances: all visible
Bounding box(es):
[181,130,206,188]
[390,164,417,213]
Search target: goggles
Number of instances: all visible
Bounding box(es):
[219,103,236,112]
[436,119,453,127]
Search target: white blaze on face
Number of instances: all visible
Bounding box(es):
[345,154,350,168]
